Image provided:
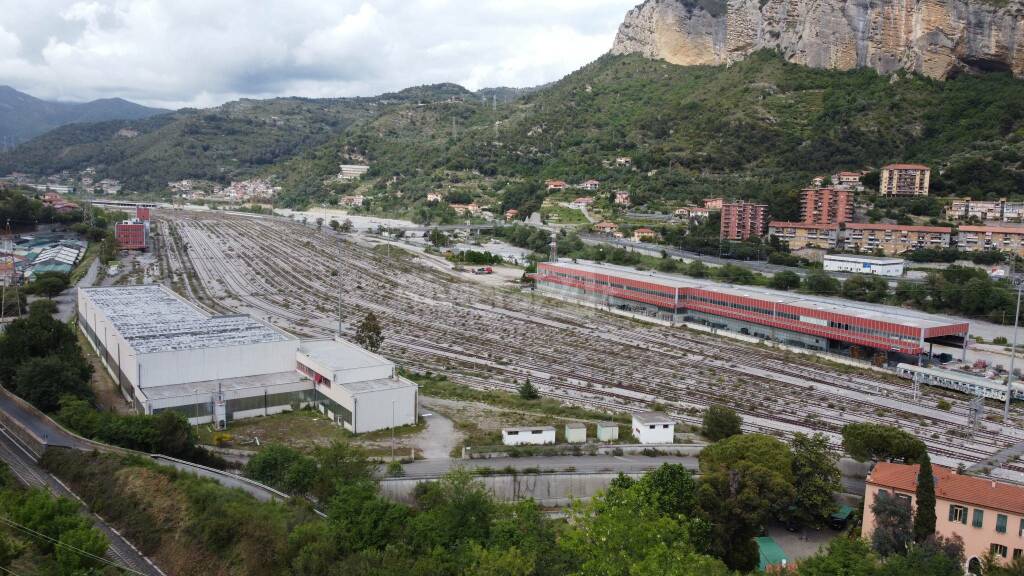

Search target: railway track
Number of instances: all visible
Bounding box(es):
[157,210,1024,469]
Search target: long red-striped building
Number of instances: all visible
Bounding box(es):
[533,261,969,357]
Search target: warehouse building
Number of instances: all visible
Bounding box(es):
[533,261,969,359]
[823,254,905,277]
[77,285,416,433]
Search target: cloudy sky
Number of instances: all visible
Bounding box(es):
[0,0,638,109]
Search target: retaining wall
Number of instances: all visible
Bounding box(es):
[379,471,645,507]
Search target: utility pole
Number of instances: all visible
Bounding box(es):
[550,232,557,262]
[1005,273,1023,422]
[342,237,350,336]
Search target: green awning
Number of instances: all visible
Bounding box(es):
[756,536,789,572]
[830,506,854,521]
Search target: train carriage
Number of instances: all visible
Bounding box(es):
[896,363,1024,402]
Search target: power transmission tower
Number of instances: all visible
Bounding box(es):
[968,393,984,436]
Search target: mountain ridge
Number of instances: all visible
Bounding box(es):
[0,86,169,147]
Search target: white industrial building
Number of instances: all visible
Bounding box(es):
[78,286,416,433]
[501,426,556,446]
[823,254,905,277]
[632,412,674,444]
[565,422,587,444]
[596,422,619,442]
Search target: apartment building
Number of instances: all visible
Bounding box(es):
[947,198,1024,223]
[957,226,1024,258]
[844,223,951,255]
[720,201,769,241]
[801,188,855,225]
[863,462,1024,572]
[767,222,839,249]
[880,164,930,196]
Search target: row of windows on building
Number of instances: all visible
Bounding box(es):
[687,294,915,343]
[546,271,677,300]
[879,489,1024,560]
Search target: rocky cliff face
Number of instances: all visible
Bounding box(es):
[611,0,1024,79]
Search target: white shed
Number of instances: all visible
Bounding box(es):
[565,422,587,444]
[502,426,556,446]
[596,422,619,442]
[632,412,674,444]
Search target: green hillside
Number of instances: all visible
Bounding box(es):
[3,52,1022,215]
[0,84,474,194]
[269,52,1024,218]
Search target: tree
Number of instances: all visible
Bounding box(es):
[797,537,878,576]
[310,441,375,503]
[790,432,841,527]
[328,219,340,231]
[841,423,925,463]
[698,434,795,571]
[870,492,913,556]
[842,274,890,303]
[10,355,93,412]
[701,405,741,441]
[913,451,937,542]
[354,312,384,353]
[634,464,699,518]
[25,272,70,297]
[0,299,91,389]
[803,269,841,295]
[339,218,353,233]
[245,444,314,495]
[328,480,409,554]
[561,476,727,576]
[517,379,539,400]
[55,526,108,575]
[769,270,801,291]
[0,535,21,570]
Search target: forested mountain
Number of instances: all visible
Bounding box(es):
[3,52,1023,214]
[0,85,167,147]
[273,52,1024,217]
[0,84,476,193]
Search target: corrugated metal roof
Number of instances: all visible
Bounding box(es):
[81,286,293,354]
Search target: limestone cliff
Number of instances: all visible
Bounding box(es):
[611,0,1024,79]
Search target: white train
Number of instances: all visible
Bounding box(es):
[896,363,1024,402]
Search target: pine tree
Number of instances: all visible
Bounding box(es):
[518,379,539,400]
[913,451,937,542]
[354,312,384,353]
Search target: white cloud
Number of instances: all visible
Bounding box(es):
[0,0,637,109]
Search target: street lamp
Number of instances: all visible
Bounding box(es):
[1005,275,1023,422]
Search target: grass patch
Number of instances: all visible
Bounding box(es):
[69,242,100,285]
[196,408,426,453]
[407,370,630,424]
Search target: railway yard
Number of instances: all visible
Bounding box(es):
[155,209,1024,473]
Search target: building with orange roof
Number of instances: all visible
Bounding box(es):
[594,221,619,234]
[863,462,1024,571]
[880,164,930,196]
[632,227,656,242]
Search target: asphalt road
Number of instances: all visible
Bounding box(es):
[0,389,87,450]
[0,427,164,576]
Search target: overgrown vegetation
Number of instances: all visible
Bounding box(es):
[406,370,630,423]
[0,462,115,575]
